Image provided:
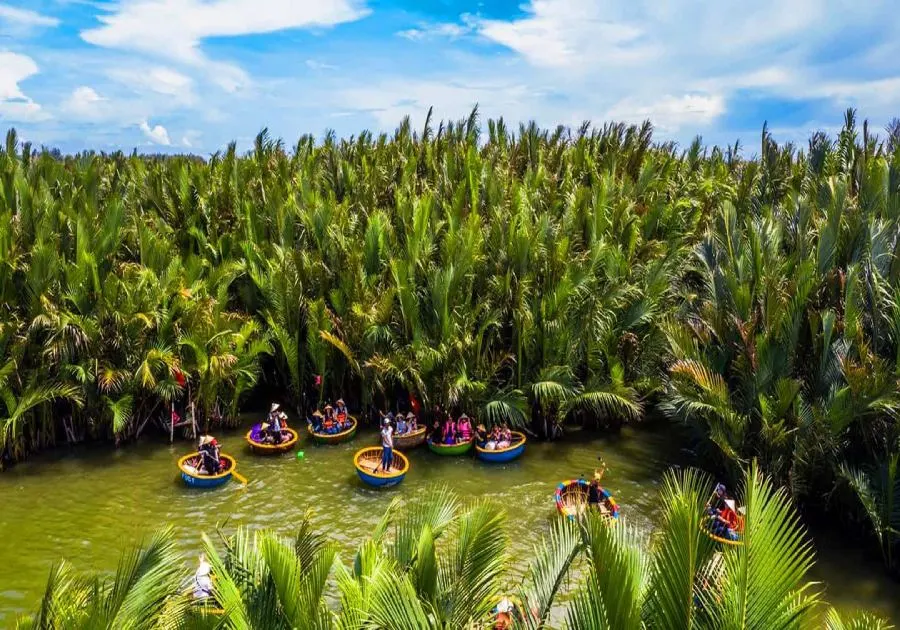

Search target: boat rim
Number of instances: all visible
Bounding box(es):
[245,427,300,449]
[427,437,475,449]
[395,425,427,439]
[308,415,358,439]
[354,447,410,477]
[475,431,527,454]
[178,453,236,480]
[699,517,744,546]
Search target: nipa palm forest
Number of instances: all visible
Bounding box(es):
[1,107,899,581]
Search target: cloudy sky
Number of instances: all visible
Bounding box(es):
[0,0,897,153]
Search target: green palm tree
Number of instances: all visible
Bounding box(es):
[21,469,891,629]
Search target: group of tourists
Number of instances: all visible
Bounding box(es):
[705,483,742,541]
[476,423,514,450]
[251,403,290,444]
[380,410,419,435]
[309,399,352,434]
[431,412,474,444]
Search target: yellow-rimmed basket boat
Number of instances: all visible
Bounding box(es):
[354,446,410,488]
[700,515,745,546]
[476,431,526,463]
[178,453,245,488]
[393,425,427,449]
[308,416,358,445]
[245,427,299,455]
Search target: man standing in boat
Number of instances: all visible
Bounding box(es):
[376,416,394,472]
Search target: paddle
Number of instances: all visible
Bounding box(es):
[232,470,249,486]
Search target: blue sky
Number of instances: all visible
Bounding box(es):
[0,0,898,154]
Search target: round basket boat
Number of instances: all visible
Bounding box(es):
[554,479,619,521]
[245,427,299,455]
[178,453,237,488]
[308,416,358,445]
[427,437,475,456]
[393,425,427,449]
[700,515,745,546]
[354,447,410,488]
[476,431,527,463]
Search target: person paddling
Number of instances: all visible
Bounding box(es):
[375,417,394,473]
[193,553,213,601]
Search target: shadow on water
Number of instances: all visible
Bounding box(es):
[0,419,898,624]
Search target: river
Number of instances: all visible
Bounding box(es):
[1,421,898,625]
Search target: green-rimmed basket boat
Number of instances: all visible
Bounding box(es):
[427,437,474,456]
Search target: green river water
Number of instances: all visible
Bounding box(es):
[1,421,898,626]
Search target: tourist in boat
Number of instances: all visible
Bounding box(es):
[193,553,213,601]
[457,414,473,442]
[376,417,394,472]
[430,419,442,444]
[323,405,338,434]
[267,403,287,444]
[484,426,501,450]
[395,413,408,435]
[707,483,729,514]
[309,411,324,433]
[198,435,220,475]
[588,473,604,509]
[493,597,516,630]
[335,398,348,419]
[709,499,740,540]
[475,423,488,445]
[406,411,417,432]
[497,423,512,449]
[442,417,457,444]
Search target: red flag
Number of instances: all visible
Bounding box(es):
[409,393,421,415]
[171,408,181,426]
[314,375,322,387]
[174,367,186,387]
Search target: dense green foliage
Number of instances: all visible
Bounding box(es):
[1,109,899,571]
[17,467,890,629]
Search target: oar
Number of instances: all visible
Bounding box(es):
[232,470,249,486]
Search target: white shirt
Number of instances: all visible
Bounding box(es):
[193,561,212,599]
[381,425,393,448]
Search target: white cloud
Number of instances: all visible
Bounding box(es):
[398,22,469,41]
[306,59,337,71]
[82,1,368,77]
[108,66,195,102]
[0,4,60,30]
[605,94,727,133]
[181,129,201,148]
[139,119,171,145]
[340,79,552,130]
[61,86,108,119]
[0,51,49,122]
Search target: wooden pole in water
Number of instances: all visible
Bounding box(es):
[170,402,175,443]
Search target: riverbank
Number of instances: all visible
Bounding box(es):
[1,421,897,624]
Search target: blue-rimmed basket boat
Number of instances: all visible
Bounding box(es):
[354,447,410,488]
[427,437,475,456]
[394,425,427,449]
[308,415,358,445]
[476,431,526,463]
[178,453,238,488]
[245,427,299,455]
[554,479,619,522]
